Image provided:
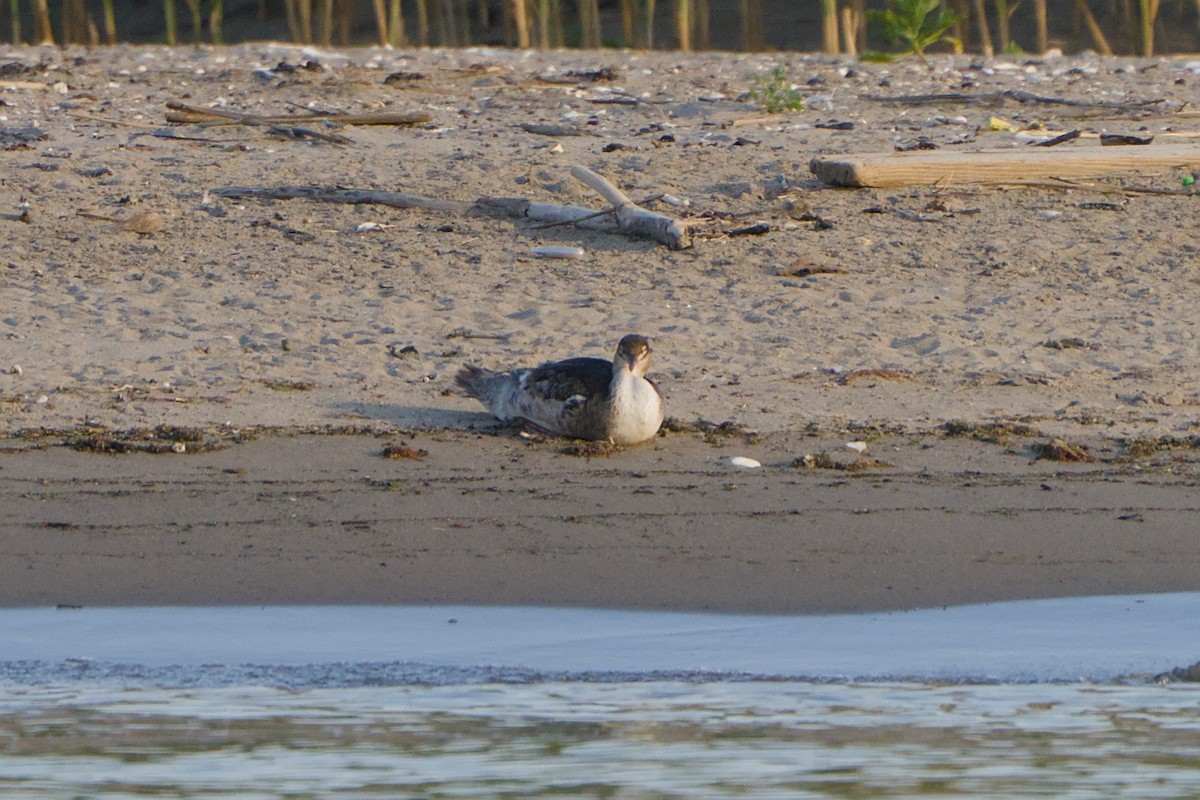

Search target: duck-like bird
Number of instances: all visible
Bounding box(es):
[455,334,665,444]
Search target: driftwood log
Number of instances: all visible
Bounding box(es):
[212,165,692,250]
[810,144,1200,188]
[568,165,692,250]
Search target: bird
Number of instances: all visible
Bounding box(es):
[455,334,665,445]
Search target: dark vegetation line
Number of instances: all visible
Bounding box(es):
[4,0,1199,56]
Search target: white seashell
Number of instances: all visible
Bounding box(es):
[548,142,564,154]
[845,441,867,453]
[9,365,21,376]
[533,245,585,260]
[728,456,761,469]
[171,442,187,454]
[1038,210,1061,220]
[356,222,384,233]
[36,395,48,405]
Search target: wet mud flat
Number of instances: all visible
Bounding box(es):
[2,429,1198,612]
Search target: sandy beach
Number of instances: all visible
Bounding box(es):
[3,431,1200,612]
[2,43,1199,611]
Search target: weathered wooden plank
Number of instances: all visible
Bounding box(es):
[810,144,1200,188]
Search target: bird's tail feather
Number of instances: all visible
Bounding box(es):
[455,364,501,400]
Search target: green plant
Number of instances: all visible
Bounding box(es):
[749,66,803,113]
[868,0,963,59]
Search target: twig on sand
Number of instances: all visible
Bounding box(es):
[65,111,162,129]
[264,125,354,145]
[446,328,510,340]
[1033,129,1081,147]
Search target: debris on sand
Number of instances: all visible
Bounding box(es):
[792,452,892,471]
[1031,438,1095,463]
[381,441,428,459]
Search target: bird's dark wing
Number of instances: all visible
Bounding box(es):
[525,357,614,402]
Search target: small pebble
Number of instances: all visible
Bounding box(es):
[171,442,187,454]
[36,395,48,405]
[9,365,21,376]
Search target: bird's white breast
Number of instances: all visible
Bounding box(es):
[608,372,664,445]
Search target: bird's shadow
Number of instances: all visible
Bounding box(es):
[331,402,506,435]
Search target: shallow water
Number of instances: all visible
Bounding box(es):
[2,596,1199,798]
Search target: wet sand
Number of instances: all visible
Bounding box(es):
[3,430,1198,613]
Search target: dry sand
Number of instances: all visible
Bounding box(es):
[2,43,1199,611]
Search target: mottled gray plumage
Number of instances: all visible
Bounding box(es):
[456,334,665,444]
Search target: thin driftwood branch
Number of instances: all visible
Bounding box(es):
[569,165,692,249]
[861,89,1163,114]
[209,176,690,248]
[165,101,431,127]
[209,185,471,213]
[475,197,621,232]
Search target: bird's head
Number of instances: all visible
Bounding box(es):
[615,334,653,377]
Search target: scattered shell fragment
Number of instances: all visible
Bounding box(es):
[533,245,585,260]
[728,456,762,469]
[9,365,21,376]
[36,395,48,404]
[845,441,868,453]
[356,222,385,233]
[548,142,565,154]
[171,442,187,453]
